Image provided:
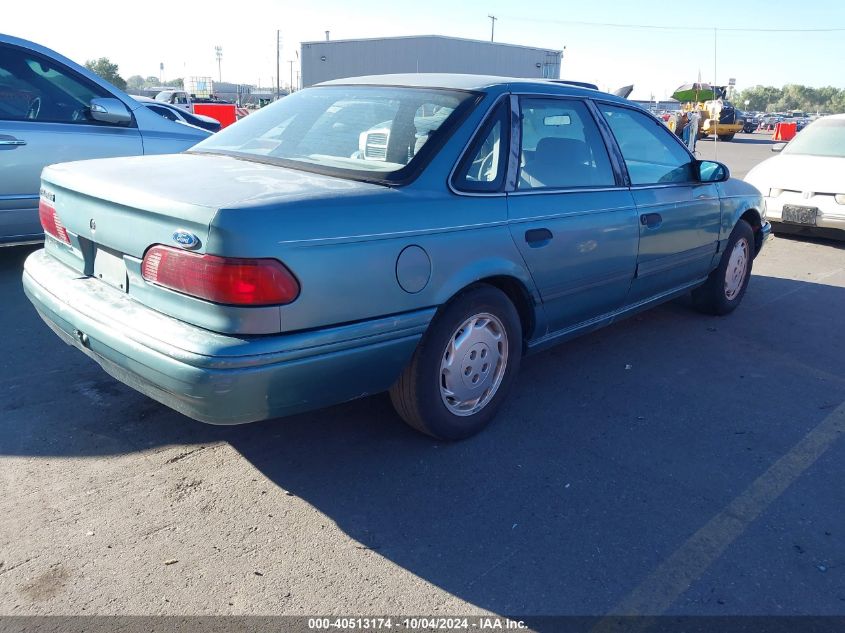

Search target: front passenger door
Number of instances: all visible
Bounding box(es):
[597,103,721,304]
[507,97,639,334]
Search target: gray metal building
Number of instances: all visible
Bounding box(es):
[300,35,562,87]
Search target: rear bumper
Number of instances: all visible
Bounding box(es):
[23,249,432,424]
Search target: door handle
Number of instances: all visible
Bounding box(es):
[525,228,553,246]
[0,138,26,147]
[640,213,662,228]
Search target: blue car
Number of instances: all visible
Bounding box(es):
[0,33,210,246]
[23,74,771,439]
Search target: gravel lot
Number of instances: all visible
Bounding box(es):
[1,137,843,619]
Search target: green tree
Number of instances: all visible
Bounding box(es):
[84,57,127,91]
[829,91,845,114]
[126,75,145,91]
[736,85,782,112]
[737,84,845,114]
[144,76,160,87]
[163,78,184,89]
[815,86,840,112]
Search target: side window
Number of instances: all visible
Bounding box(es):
[453,100,508,192]
[0,46,40,120]
[148,105,179,122]
[599,104,694,185]
[0,44,108,124]
[517,98,615,190]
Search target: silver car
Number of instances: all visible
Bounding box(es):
[0,34,210,246]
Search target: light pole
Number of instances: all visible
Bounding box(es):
[288,60,294,93]
[215,46,222,83]
[488,15,497,42]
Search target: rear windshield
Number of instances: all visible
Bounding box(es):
[782,118,845,158]
[191,85,479,183]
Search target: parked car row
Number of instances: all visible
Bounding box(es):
[743,112,816,133]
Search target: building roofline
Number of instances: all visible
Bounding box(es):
[301,34,562,55]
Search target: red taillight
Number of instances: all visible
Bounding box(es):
[39,199,70,244]
[141,245,299,306]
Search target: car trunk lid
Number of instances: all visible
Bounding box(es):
[39,152,386,334]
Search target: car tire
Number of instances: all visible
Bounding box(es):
[692,220,755,315]
[390,284,522,440]
[717,133,736,141]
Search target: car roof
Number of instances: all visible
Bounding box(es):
[317,73,630,104]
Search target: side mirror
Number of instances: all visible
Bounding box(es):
[698,160,730,183]
[771,143,786,153]
[89,98,132,125]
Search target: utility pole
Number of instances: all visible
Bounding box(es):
[276,30,281,100]
[214,46,222,83]
[288,60,294,93]
[488,15,497,42]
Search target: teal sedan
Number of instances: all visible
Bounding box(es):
[22,75,771,439]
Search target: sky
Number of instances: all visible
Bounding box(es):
[4,0,845,100]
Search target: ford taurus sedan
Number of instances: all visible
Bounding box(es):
[23,75,772,439]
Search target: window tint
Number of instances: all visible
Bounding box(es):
[599,104,694,185]
[517,98,615,190]
[453,100,508,192]
[0,45,108,123]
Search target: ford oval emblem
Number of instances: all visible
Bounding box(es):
[172,230,200,250]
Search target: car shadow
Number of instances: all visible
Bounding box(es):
[2,245,845,616]
[773,228,845,245]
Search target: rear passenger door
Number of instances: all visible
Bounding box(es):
[596,103,721,304]
[506,96,639,334]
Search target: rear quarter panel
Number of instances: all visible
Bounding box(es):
[208,187,538,334]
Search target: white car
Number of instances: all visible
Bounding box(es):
[745,114,845,236]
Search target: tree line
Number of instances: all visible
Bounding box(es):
[737,84,845,114]
[84,57,183,93]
